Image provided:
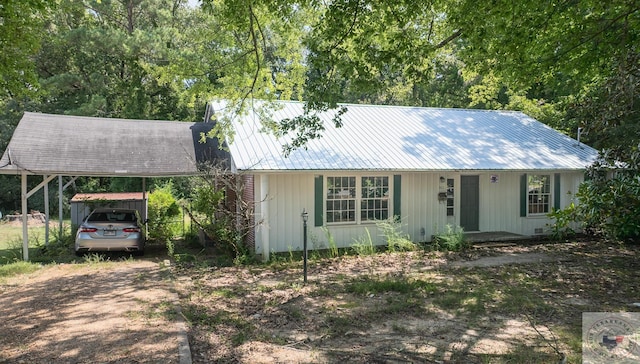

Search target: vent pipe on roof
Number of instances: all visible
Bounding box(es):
[575,127,584,149]
[577,127,582,144]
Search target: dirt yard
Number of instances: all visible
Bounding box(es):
[0,256,180,363]
[174,239,640,363]
[1,238,639,363]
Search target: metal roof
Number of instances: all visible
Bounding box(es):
[70,192,146,202]
[212,101,599,171]
[0,112,226,176]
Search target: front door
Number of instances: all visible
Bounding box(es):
[460,175,479,231]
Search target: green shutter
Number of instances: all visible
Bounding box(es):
[314,175,323,227]
[554,174,561,210]
[520,174,527,217]
[393,175,401,219]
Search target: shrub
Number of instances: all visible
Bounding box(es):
[376,217,417,252]
[432,224,469,251]
[148,183,181,244]
[547,202,578,241]
[575,172,640,243]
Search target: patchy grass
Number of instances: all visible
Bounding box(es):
[174,238,640,363]
[0,261,42,281]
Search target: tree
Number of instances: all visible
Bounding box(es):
[0,0,54,98]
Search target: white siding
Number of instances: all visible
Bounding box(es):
[256,171,586,254]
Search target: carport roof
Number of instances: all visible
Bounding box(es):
[0,112,226,177]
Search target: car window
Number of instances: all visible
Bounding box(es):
[87,212,137,222]
[87,213,108,222]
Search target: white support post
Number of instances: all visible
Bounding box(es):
[142,177,148,238]
[44,175,50,245]
[21,172,28,261]
[59,175,63,236]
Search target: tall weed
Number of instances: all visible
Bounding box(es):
[432,224,469,251]
[323,227,339,258]
[351,228,376,256]
[377,218,417,252]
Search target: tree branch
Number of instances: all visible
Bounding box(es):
[435,29,462,49]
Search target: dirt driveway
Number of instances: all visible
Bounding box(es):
[0,255,181,363]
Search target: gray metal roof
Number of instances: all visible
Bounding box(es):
[0,112,226,176]
[212,101,598,171]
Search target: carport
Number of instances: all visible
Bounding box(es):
[0,112,226,260]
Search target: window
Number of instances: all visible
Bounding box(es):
[528,174,550,214]
[326,176,390,224]
[361,176,389,221]
[446,178,454,216]
[326,176,356,223]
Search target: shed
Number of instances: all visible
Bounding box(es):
[70,192,148,227]
[208,101,599,259]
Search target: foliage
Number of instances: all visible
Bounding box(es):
[432,224,469,252]
[322,227,339,258]
[0,0,54,98]
[351,228,375,256]
[547,203,579,241]
[0,261,42,278]
[186,163,256,263]
[376,218,417,252]
[31,224,76,263]
[574,171,640,243]
[147,183,181,244]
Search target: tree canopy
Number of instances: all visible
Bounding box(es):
[0,0,638,238]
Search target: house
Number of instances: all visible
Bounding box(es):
[207,101,598,259]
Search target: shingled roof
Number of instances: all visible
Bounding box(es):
[0,112,226,176]
[210,101,599,171]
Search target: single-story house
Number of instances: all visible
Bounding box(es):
[207,101,599,259]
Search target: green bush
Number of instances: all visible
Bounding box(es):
[377,217,417,252]
[148,183,181,244]
[432,224,469,251]
[575,172,640,243]
[547,202,578,240]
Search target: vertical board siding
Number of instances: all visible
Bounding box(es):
[259,171,586,253]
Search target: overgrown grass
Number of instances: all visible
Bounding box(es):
[351,228,376,255]
[0,260,42,278]
[432,224,470,251]
[376,218,417,252]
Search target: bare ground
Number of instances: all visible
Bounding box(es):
[1,238,639,363]
[174,239,640,363]
[0,253,179,363]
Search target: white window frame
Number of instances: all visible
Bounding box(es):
[326,175,392,225]
[527,174,551,215]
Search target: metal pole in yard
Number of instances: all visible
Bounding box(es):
[301,209,308,284]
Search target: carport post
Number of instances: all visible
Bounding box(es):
[59,176,63,236]
[21,172,28,261]
[44,175,50,245]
